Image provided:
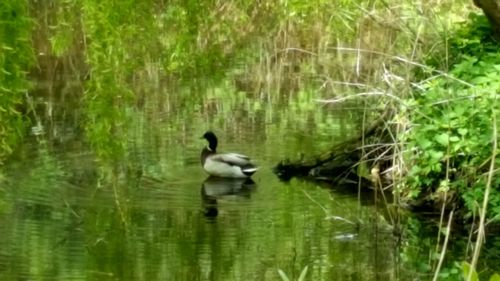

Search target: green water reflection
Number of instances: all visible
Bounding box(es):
[0,73,413,281]
[5,66,500,280]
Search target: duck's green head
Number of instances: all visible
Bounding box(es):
[202,131,218,151]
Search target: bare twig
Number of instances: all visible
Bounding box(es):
[467,112,497,281]
[432,210,454,281]
[326,47,474,87]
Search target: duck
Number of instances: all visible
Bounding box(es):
[200,131,258,178]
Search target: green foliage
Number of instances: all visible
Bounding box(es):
[278,265,308,281]
[48,0,81,56]
[463,262,480,281]
[0,0,34,163]
[81,0,138,160]
[36,0,389,164]
[404,14,500,219]
[0,171,12,214]
[462,262,500,281]
[449,13,497,62]
[491,274,500,281]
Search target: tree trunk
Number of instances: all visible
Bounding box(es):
[474,0,500,37]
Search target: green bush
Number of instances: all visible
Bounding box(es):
[404,14,500,220]
[0,0,34,163]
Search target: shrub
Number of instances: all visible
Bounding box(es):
[404,13,500,220]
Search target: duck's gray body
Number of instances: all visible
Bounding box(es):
[201,131,258,178]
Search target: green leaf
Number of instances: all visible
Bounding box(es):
[418,138,433,149]
[462,262,479,281]
[490,273,500,281]
[429,150,444,161]
[435,133,449,146]
[277,269,290,281]
[458,128,468,136]
[298,266,309,281]
[471,76,490,84]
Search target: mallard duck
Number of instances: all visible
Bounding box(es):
[200,131,258,178]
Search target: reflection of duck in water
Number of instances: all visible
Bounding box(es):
[201,176,256,218]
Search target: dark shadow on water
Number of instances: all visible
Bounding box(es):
[200,176,256,219]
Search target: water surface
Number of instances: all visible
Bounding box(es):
[1,75,489,281]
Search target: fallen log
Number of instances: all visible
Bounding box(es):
[273,108,393,185]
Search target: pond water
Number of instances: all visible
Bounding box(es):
[0,70,497,281]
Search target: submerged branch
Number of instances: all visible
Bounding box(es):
[273,108,393,182]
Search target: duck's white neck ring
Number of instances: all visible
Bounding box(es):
[206,145,213,152]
